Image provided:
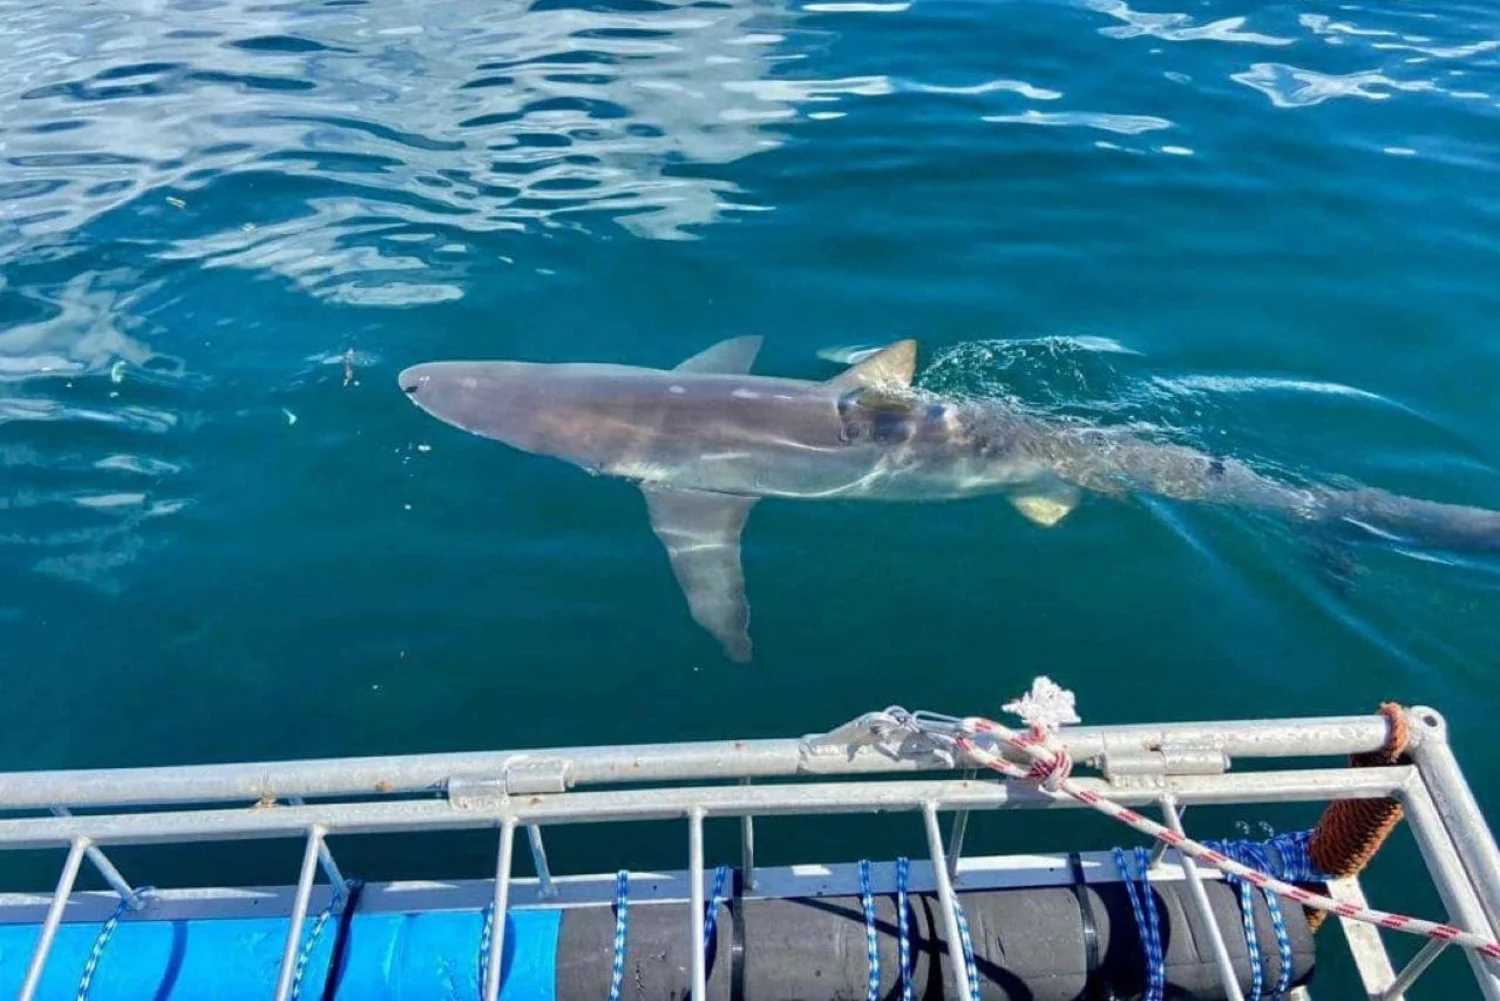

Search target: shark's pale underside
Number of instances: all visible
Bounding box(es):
[400,337,1500,661]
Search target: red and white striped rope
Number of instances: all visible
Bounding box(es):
[952,715,1500,961]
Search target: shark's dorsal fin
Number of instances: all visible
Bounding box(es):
[826,339,917,392]
[642,486,757,663]
[675,336,763,374]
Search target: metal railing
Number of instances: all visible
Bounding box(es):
[0,704,1496,1001]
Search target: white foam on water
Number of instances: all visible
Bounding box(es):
[1232,62,1439,108]
[983,109,1174,135]
[908,79,1062,101]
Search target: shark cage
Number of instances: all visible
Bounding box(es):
[0,678,1497,1001]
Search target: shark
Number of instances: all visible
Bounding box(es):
[399,337,1500,661]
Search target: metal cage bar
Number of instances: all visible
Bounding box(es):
[1382,938,1447,1001]
[49,808,135,902]
[1161,795,1244,1001]
[0,767,1412,849]
[272,827,326,1001]
[689,807,708,1001]
[0,710,1496,1001]
[17,838,88,1001]
[0,715,1399,811]
[1397,778,1500,1000]
[482,819,518,1001]
[923,801,976,1001]
[1408,708,1500,940]
[526,825,556,900]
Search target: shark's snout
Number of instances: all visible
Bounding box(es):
[398,365,432,400]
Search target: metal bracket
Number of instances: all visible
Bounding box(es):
[1100,739,1228,786]
[447,758,571,807]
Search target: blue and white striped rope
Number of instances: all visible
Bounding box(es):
[76,886,154,1001]
[478,898,495,997]
[703,863,730,957]
[1247,839,1293,997]
[608,870,630,1001]
[1135,847,1165,1001]
[1215,836,1297,998]
[858,860,880,1001]
[290,880,357,1001]
[1114,847,1165,1001]
[1225,843,1265,1001]
[896,856,913,1001]
[951,893,981,1000]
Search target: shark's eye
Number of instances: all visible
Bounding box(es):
[403,384,420,395]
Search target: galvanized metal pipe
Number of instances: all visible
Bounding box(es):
[1407,707,1500,939]
[0,767,1410,850]
[689,807,707,1001]
[1147,803,1180,869]
[272,828,325,1001]
[1161,795,1244,1001]
[946,769,977,883]
[17,838,87,1001]
[740,779,756,892]
[1398,779,1500,1000]
[289,798,346,893]
[49,808,136,903]
[1326,876,1399,997]
[1380,938,1446,1001]
[923,802,976,1001]
[0,716,1397,810]
[526,826,556,900]
[483,819,517,1001]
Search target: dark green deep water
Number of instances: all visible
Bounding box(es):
[2,0,1499,994]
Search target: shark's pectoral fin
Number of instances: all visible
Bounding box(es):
[675,336,763,374]
[643,486,757,663]
[826,339,917,392]
[1011,487,1080,527]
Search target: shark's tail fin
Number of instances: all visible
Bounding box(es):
[1317,488,1500,553]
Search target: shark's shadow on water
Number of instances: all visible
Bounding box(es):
[398,337,1500,662]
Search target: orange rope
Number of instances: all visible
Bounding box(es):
[1305,702,1410,930]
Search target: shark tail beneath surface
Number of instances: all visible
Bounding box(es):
[1314,488,1500,553]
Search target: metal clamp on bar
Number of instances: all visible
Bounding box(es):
[1160,738,1230,777]
[504,758,571,795]
[448,758,572,807]
[1100,742,1228,787]
[1099,749,1168,787]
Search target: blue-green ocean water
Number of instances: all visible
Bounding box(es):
[3,0,1499,993]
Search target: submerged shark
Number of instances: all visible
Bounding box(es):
[399,337,1500,661]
